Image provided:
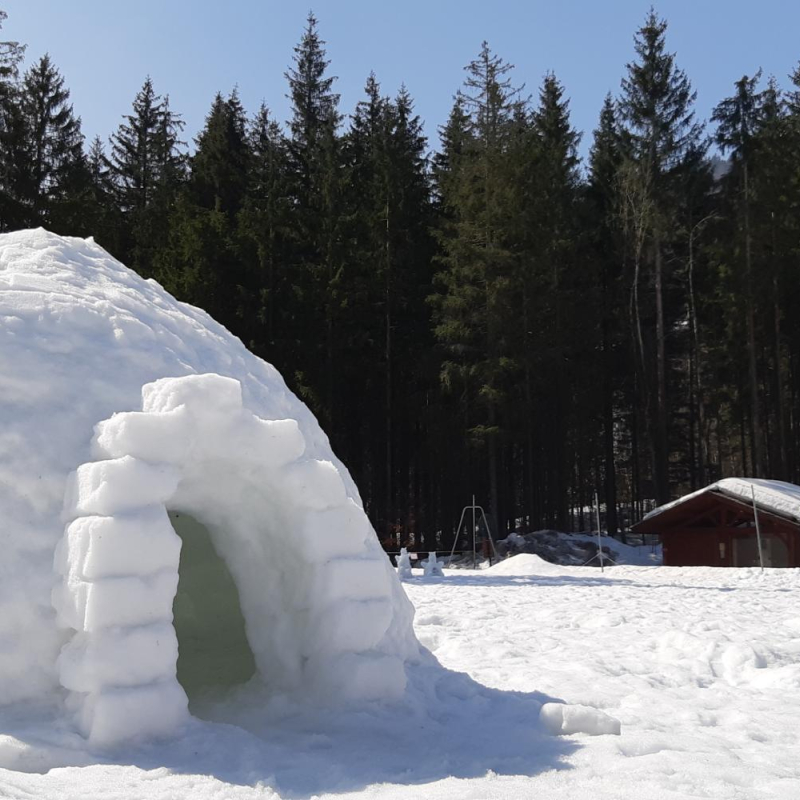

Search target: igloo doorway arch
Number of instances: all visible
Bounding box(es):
[53,373,414,747]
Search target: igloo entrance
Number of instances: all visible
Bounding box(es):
[169,511,256,704]
[52,373,416,747]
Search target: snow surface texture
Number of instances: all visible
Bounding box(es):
[0,229,417,747]
[2,558,799,798]
[644,477,800,523]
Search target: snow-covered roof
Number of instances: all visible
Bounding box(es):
[643,478,800,524]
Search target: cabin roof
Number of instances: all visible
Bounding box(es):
[638,478,800,528]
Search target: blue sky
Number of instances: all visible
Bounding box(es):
[3,1,799,158]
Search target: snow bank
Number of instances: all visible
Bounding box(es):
[0,229,419,748]
[497,530,661,567]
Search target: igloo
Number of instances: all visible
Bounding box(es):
[0,229,419,748]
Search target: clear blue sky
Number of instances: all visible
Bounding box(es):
[3,1,799,158]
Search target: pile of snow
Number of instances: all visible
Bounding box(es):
[644,477,800,522]
[0,230,418,749]
[485,553,567,576]
[497,530,660,567]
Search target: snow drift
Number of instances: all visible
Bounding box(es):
[0,229,418,747]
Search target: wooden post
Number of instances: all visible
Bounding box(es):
[595,491,605,573]
[750,484,765,573]
[472,494,477,569]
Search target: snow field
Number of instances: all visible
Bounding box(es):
[408,559,800,798]
[2,561,797,798]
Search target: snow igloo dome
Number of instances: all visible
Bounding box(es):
[0,229,418,747]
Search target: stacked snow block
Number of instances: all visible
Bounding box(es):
[52,374,414,746]
[53,460,188,747]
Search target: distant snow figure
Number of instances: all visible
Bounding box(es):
[396,547,413,580]
[423,551,444,578]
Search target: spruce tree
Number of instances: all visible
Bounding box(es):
[618,9,706,503]
[109,77,185,275]
[588,94,625,533]
[79,135,119,243]
[528,72,582,529]
[18,54,83,225]
[238,103,291,357]
[284,12,345,435]
[0,9,25,230]
[158,90,250,330]
[432,42,523,535]
[344,76,434,543]
[712,72,778,477]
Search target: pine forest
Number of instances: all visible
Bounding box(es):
[3,9,800,548]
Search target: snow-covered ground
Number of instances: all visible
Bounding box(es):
[3,556,799,799]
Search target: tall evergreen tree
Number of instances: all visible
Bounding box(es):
[158,90,250,329]
[284,12,346,434]
[345,76,434,542]
[432,42,524,535]
[618,9,706,503]
[238,103,291,357]
[0,9,25,230]
[588,94,626,533]
[712,72,768,477]
[528,72,582,529]
[18,54,83,225]
[109,77,185,275]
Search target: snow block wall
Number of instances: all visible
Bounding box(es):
[0,230,418,747]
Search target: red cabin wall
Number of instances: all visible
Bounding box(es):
[662,530,722,566]
[662,527,799,567]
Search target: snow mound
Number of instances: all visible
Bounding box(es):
[485,553,566,576]
[0,229,419,749]
[497,530,660,567]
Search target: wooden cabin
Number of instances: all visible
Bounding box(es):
[631,478,800,567]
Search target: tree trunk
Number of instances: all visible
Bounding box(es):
[744,163,763,477]
[654,233,669,503]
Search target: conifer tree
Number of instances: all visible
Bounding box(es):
[712,72,783,477]
[109,77,185,275]
[618,9,706,503]
[432,97,471,210]
[284,12,345,434]
[528,73,583,528]
[77,135,119,243]
[345,76,434,542]
[0,9,25,230]
[432,42,524,535]
[588,94,626,533]
[18,54,83,225]
[158,90,250,329]
[238,103,291,357]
